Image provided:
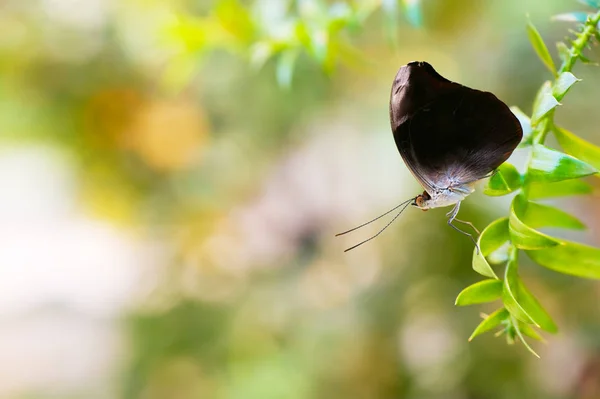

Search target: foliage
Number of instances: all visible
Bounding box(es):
[456,4,600,357]
[163,0,423,88]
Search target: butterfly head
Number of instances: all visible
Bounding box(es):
[412,191,431,211]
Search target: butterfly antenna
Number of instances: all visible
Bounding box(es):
[335,198,415,237]
[342,200,413,252]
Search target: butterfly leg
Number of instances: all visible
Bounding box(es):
[452,218,480,235]
[446,202,481,254]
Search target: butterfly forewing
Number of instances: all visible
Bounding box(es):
[389,62,523,192]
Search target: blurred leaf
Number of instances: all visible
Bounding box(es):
[382,0,399,44]
[468,308,509,341]
[276,50,300,88]
[456,280,503,306]
[511,106,533,147]
[552,72,580,100]
[528,144,598,183]
[552,12,591,23]
[472,218,510,278]
[521,202,586,230]
[528,179,593,199]
[250,42,276,70]
[513,317,541,358]
[503,257,558,333]
[215,0,256,43]
[527,20,557,77]
[402,0,423,27]
[578,0,600,8]
[553,126,600,171]
[556,41,570,63]
[484,163,522,196]
[531,84,560,125]
[527,241,600,279]
[509,194,561,250]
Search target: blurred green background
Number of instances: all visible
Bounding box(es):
[1,0,599,398]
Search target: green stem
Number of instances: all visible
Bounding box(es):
[533,10,600,146]
[558,10,600,74]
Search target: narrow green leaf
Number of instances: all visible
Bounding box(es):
[552,72,580,101]
[521,202,586,230]
[527,20,557,76]
[472,218,510,278]
[531,84,560,125]
[468,308,509,341]
[510,106,533,147]
[529,179,593,199]
[512,317,541,358]
[484,163,523,196]
[553,126,600,171]
[552,12,591,23]
[503,258,558,333]
[503,258,536,324]
[455,279,503,306]
[519,321,545,342]
[528,144,598,183]
[527,241,600,279]
[514,279,558,333]
[509,195,562,250]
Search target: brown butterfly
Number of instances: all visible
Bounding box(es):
[337,61,522,252]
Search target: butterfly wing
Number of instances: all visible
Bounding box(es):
[389,62,522,192]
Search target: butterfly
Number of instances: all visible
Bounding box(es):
[337,61,523,252]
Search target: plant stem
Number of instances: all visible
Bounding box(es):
[559,10,600,74]
[503,10,600,330]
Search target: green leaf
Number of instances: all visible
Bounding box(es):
[513,317,541,358]
[521,202,585,230]
[510,106,533,147]
[553,126,600,171]
[518,321,545,342]
[509,195,562,250]
[503,258,536,324]
[552,12,591,23]
[529,179,593,199]
[528,144,598,183]
[527,20,557,76]
[469,308,509,341]
[552,72,580,101]
[527,241,600,279]
[484,163,523,196]
[503,257,558,333]
[472,218,510,278]
[531,83,560,125]
[455,279,503,306]
[513,280,557,333]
